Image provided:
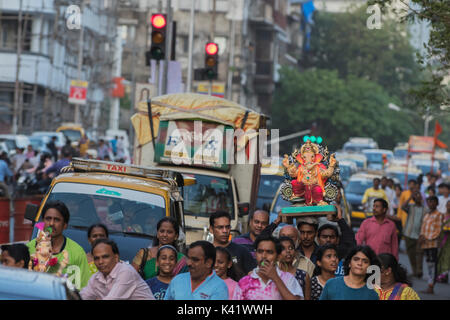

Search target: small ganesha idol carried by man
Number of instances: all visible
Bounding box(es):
[28,222,69,277]
[282,136,338,206]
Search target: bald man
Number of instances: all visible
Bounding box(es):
[233,210,270,258]
[279,225,315,278]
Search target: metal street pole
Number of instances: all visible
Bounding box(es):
[162,0,172,95]
[186,0,196,92]
[227,18,236,100]
[75,0,86,124]
[109,26,122,131]
[12,0,23,134]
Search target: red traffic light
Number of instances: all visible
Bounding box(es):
[205,42,218,55]
[151,14,166,29]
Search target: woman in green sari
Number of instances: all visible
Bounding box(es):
[132,217,187,280]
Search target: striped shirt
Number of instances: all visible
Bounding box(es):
[420,210,443,249]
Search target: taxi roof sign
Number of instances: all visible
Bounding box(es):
[65,158,185,186]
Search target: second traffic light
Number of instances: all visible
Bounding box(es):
[150,14,167,60]
[204,42,219,80]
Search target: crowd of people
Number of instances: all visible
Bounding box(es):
[0,135,127,198]
[0,174,448,300]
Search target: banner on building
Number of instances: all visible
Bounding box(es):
[68,80,88,105]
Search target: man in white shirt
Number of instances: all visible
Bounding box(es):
[437,183,449,214]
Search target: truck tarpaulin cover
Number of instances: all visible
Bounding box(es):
[131,93,263,149]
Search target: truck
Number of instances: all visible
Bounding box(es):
[131,93,268,244]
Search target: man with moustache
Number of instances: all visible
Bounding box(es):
[80,239,154,300]
[164,240,228,300]
[356,198,399,259]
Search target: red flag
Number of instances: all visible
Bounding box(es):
[435,121,442,137]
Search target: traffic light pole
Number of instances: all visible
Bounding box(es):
[162,0,172,95]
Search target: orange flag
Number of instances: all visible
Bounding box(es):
[434,121,447,149]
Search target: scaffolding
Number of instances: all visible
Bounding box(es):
[0,0,118,136]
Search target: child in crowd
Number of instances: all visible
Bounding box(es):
[311,244,338,300]
[145,245,178,300]
[214,246,244,299]
[1,243,30,269]
[278,236,311,299]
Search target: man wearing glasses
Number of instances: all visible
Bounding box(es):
[209,211,257,277]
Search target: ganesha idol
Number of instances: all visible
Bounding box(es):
[281,138,338,206]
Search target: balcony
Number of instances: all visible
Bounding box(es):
[249,1,275,27]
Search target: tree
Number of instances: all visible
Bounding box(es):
[301,5,423,109]
[271,67,420,153]
[369,0,450,112]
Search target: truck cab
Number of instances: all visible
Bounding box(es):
[25,158,188,263]
[131,93,267,244]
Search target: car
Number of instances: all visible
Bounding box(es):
[0,265,80,300]
[24,158,191,263]
[342,137,378,153]
[385,164,421,188]
[393,143,408,160]
[335,152,367,171]
[32,131,67,149]
[338,160,358,186]
[0,134,30,150]
[29,136,52,155]
[344,172,382,229]
[362,149,394,171]
[56,123,86,146]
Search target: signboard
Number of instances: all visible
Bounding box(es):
[195,82,225,98]
[68,80,88,105]
[408,136,435,153]
[134,83,157,110]
[154,120,231,171]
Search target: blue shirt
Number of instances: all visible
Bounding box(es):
[44,158,71,176]
[0,160,12,182]
[164,270,228,300]
[146,277,169,300]
[334,259,345,277]
[319,276,379,300]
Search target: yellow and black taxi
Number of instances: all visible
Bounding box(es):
[25,158,191,263]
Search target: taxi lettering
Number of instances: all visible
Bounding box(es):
[107,164,127,172]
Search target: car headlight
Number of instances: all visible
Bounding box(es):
[358,205,364,210]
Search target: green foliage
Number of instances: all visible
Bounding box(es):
[369,0,450,110]
[271,68,420,153]
[301,5,423,108]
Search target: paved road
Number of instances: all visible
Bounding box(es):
[398,240,450,300]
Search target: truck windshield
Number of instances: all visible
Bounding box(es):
[182,174,234,219]
[45,182,166,236]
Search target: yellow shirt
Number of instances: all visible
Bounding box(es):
[376,285,420,300]
[397,190,414,228]
[362,188,388,204]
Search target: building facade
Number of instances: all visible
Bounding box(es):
[0,0,117,136]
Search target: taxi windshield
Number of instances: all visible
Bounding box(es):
[182,174,234,219]
[44,182,166,236]
[60,129,82,142]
